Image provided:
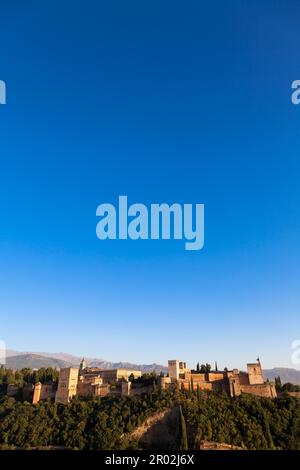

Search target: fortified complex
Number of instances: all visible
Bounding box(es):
[159,358,276,398]
[6,357,276,404]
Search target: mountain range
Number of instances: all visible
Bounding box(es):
[4,351,300,384]
[263,368,300,385]
[4,350,167,374]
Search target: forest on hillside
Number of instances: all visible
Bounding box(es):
[0,385,299,450]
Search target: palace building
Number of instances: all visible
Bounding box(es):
[55,359,142,404]
[159,358,276,398]
[14,357,276,404]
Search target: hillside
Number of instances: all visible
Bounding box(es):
[1,389,300,449]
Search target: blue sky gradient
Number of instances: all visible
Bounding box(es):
[1,1,300,369]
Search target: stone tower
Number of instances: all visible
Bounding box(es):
[247,359,264,385]
[32,382,42,404]
[168,360,180,381]
[55,367,78,404]
[79,358,88,375]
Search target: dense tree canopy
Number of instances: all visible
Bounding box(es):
[0,368,299,450]
[0,389,175,449]
[181,389,300,450]
[0,366,59,391]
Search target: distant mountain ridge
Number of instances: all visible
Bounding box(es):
[5,354,71,371]
[263,368,300,385]
[4,351,300,384]
[4,351,167,374]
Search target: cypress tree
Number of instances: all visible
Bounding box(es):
[179,405,188,450]
[263,412,275,449]
[190,376,194,394]
[197,384,201,402]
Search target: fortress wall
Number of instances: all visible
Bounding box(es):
[180,380,213,391]
[240,383,276,398]
[208,372,225,382]
[238,372,250,385]
[187,372,206,383]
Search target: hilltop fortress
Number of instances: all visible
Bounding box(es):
[160,358,276,399]
[7,357,276,404]
[52,357,276,405]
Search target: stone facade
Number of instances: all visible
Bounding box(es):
[32,382,56,404]
[55,367,78,404]
[6,357,277,404]
[164,359,277,399]
[77,374,110,397]
[7,383,34,401]
[168,360,190,381]
[158,376,172,390]
[247,361,264,385]
[82,367,141,383]
[53,362,142,404]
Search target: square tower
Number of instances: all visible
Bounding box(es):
[55,367,78,404]
[168,360,180,381]
[247,360,264,385]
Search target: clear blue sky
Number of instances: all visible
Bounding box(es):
[1,1,300,370]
